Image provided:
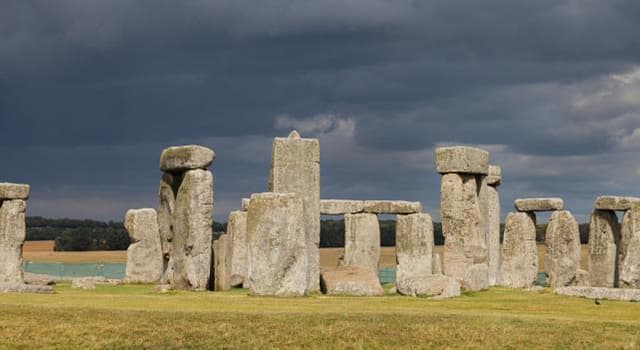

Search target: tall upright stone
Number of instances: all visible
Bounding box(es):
[588,210,620,288]
[157,173,177,283]
[0,199,26,284]
[124,208,163,283]
[500,211,538,288]
[545,210,581,288]
[227,210,248,287]
[269,130,320,293]
[212,234,233,291]
[170,169,214,291]
[485,165,501,286]
[396,213,433,283]
[247,192,307,297]
[620,204,640,288]
[342,213,380,272]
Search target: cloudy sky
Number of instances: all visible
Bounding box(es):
[2,1,640,223]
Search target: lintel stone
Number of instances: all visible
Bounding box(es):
[320,200,365,215]
[434,146,489,175]
[362,200,422,214]
[0,183,30,200]
[594,196,640,211]
[486,165,501,186]
[160,145,215,172]
[514,198,564,212]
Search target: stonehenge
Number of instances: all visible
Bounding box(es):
[0,183,29,285]
[212,234,233,291]
[499,212,538,288]
[157,145,215,291]
[435,146,489,291]
[342,213,381,272]
[485,166,501,286]
[545,210,581,288]
[588,210,619,287]
[227,210,248,287]
[123,208,163,283]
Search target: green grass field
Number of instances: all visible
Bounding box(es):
[1,284,640,349]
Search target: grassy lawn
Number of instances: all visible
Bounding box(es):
[1,284,640,349]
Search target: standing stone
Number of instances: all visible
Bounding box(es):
[432,253,442,275]
[500,212,538,288]
[486,180,501,286]
[620,204,640,288]
[157,173,178,283]
[463,263,489,291]
[342,213,380,272]
[227,211,248,287]
[396,213,433,285]
[247,192,307,297]
[124,208,163,283]
[0,200,26,284]
[170,169,214,291]
[269,130,320,293]
[545,210,581,288]
[212,234,233,291]
[440,173,487,286]
[588,210,620,288]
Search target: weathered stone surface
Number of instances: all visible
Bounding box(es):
[169,169,214,291]
[0,183,30,200]
[157,173,178,283]
[320,266,383,296]
[441,173,487,283]
[486,184,501,286]
[435,146,490,175]
[0,199,26,284]
[24,272,57,286]
[397,275,461,299]
[432,253,442,275]
[0,283,54,294]
[486,165,502,186]
[227,211,248,287]
[269,131,320,293]
[71,278,96,290]
[588,210,620,288]
[545,210,581,288]
[500,211,538,288]
[555,286,640,301]
[320,200,364,215]
[514,198,564,212]
[342,213,380,272]
[620,204,640,288]
[124,208,163,283]
[160,145,215,172]
[594,196,640,211]
[212,234,233,291]
[396,213,433,283]
[575,269,589,287]
[247,192,307,297]
[462,263,489,291]
[363,200,422,214]
[241,198,250,211]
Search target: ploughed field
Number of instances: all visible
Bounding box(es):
[24,241,590,271]
[1,283,639,349]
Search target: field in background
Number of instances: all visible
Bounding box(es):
[1,283,639,349]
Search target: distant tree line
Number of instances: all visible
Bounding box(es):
[25,216,589,251]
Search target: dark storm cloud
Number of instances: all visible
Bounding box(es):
[1,0,640,221]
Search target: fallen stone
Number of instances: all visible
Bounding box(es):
[71,278,96,290]
[620,204,640,288]
[212,234,233,291]
[514,198,564,212]
[124,208,163,283]
[440,173,487,283]
[269,130,320,293]
[170,169,214,291]
[0,183,30,200]
[594,196,640,211]
[157,173,178,284]
[342,213,380,272]
[320,266,384,296]
[462,263,489,291]
[0,199,26,284]
[396,213,433,283]
[485,182,501,286]
[247,192,307,297]
[320,200,364,215]
[432,253,442,275]
[588,210,620,288]
[555,286,640,302]
[227,211,248,288]
[545,210,581,288]
[486,165,501,186]
[396,275,461,299]
[500,211,538,288]
[160,145,215,173]
[24,272,57,286]
[434,146,490,175]
[0,283,54,294]
[362,200,422,214]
